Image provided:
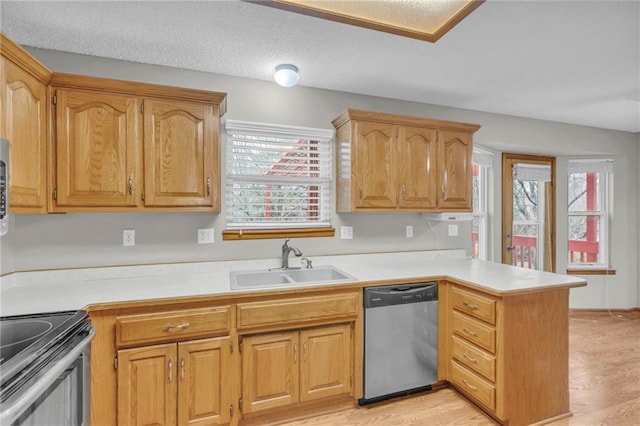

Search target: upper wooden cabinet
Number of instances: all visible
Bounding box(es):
[1,33,52,214]
[332,109,480,212]
[49,73,226,212]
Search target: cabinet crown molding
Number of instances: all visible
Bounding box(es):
[50,73,227,116]
[1,33,52,84]
[332,108,481,133]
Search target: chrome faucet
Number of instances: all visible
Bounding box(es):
[281,238,303,269]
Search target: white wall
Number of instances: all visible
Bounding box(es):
[3,47,638,309]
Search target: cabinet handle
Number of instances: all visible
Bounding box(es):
[401,184,406,200]
[463,301,479,310]
[128,176,134,195]
[358,183,363,199]
[293,343,298,362]
[206,177,211,197]
[180,357,185,381]
[168,358,173,382]
[462,379,478,391]
[303,342,307,361]
[463,352,478,364]
[463,327,478,337]
[163,322,190,332]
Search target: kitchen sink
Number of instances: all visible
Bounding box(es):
[229,265,356,290]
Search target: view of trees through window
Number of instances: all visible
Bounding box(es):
[512,179,542,269]
[568,171,603,264]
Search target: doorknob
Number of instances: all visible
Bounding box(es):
[506,245,514,251]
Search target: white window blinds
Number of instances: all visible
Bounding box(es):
[225,120,333,229]
[513,163,552,182]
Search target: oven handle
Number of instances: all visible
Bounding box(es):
[0,328,95,426]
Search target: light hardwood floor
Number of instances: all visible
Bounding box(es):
[277,310,640,426]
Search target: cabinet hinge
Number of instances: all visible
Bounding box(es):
[350,322,354,337]
[350,375,353,386]
[114,357,118,370]
[230,341,234,353]
[141,191,145,202]
[140,102,144,113]
[239,398,243,412]
[52,94,57,105]
[52,189,57,200]
[239,341,243,353]
[230,404,234,417]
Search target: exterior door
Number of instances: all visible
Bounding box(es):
[502,153,556,271]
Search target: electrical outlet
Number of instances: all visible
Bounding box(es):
[340,226,353,240]
[448,224,459,237]
[123,230,135,246]
[406,225,413,238]
[198,228,215,244]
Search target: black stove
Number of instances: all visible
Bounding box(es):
[0,311,91,394]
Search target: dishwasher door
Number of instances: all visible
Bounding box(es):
[361,283,438,404]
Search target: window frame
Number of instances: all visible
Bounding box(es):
[472,147,493,261]
[566,159,612,270]
[223,120,335,241]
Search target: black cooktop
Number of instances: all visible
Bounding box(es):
[0,310,90,387]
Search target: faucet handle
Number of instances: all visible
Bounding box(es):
[301,258,313,269]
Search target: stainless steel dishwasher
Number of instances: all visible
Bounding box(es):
[360,282,438,405]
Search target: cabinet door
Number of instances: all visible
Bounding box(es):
[300,324,352,402]
[437,131,473,210]
[54,89,140,208]
[397,126,437,209]
[143,99,218,209]
[353,121,396,209]
[117,343,177,426]
[1,58,48,213]
[177,338,231,426]
[242,332,299,413]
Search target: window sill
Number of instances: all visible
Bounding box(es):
[566,268,616,276]
[222,227,335,241]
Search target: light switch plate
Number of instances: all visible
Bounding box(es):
[123,230,135,246]
[198,228,215,244]
[448,224,459,237]
[406,225,413,238]
[340,226,353,240]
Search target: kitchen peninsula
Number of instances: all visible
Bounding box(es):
[0,250,586,426]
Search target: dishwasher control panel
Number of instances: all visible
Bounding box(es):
[364,282,438,308]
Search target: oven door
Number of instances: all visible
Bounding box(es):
[1,330,94,426]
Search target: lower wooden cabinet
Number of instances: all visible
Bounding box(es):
[241,323,353,414]
[117,337,231,426]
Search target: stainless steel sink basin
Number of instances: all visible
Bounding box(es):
[230,265,356,290]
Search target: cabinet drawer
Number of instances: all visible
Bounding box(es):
[451,286,496,325]
[116,306,231,347]
[452,335,496,382]
[451,360,496,411]
[452,311,496,353]
[237,293,359,330]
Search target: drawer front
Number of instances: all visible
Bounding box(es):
[237,293,359,330]
[451,360,496,411]
[116,306,231,347]
[452,310,496,353]
[452,335,496,381]
[451,286,496,325]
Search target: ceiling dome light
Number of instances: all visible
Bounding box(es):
[274,64,299,87]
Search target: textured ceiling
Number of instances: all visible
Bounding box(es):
[1,0,639,133]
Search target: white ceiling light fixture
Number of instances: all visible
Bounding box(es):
[274,64,299,87]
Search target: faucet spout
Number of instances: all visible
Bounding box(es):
[281,238,303,269]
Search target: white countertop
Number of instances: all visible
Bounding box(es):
[0,250,586,316]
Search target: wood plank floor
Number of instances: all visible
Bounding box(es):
[278,310,640,426]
